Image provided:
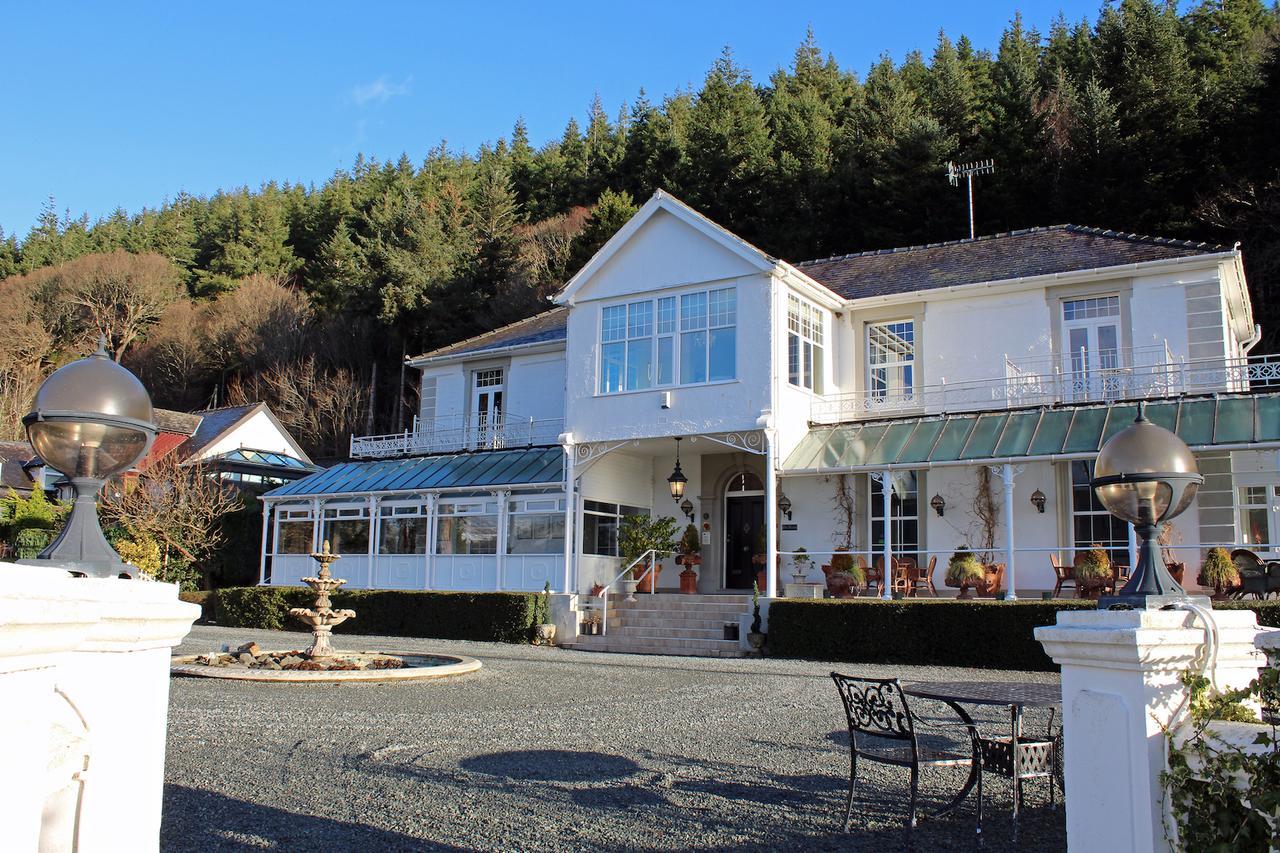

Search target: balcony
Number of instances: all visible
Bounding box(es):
[350,413,565,459]
[810,349,1280,425]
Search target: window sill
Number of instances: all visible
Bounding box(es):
[593,378,740,399]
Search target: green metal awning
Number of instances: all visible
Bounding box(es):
[783,392,1280,474]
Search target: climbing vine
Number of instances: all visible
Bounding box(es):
[832,474,855,550]
[1163,666,1279,852]
[972,467,998,564]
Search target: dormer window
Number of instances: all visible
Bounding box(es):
[599,287,736,394]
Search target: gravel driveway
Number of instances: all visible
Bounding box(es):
[163,625,1066,852]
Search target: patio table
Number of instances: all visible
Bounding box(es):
[903,681,1061,832]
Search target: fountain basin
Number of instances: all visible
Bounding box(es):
[171,650,481,683]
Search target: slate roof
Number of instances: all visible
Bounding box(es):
[0,439,37,494]
[183,404,262,456]
[410,306,569,363]
[152,408,202,436]
[795,225,1229,301]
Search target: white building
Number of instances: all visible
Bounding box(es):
[260,192,1279,615]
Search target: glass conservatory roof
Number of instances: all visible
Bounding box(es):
[263,447,565,499]
[784,393,1280,473]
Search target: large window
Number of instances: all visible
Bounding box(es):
[867,320,915,400]
[1071,461,1129,565]
[507,497,567,555]
[436,498,498,555]
[1239,485,1280,550]
[378,503,428,555]
[599,288,736,393]
[787,295,825,393]
[582,500,648,556]
[276,505,314,554]
[869,472,919,559]
[321,505,370,555]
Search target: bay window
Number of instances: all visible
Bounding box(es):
[599,287,736,393]
[436,498,499,555]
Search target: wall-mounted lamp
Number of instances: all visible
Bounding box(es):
[777,491,793,521]
[930,494,945,517]
[1029,488,1046,514]
[666,437,688,502]
[680,498,694,522]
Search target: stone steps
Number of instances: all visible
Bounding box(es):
[566,593,749,658]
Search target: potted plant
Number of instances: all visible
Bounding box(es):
[619,514,678,597]
[580,609,602,636]
[823,549,865,598]
[1074,547,1113,598]
[790,546,812,584]
[533,582,556,645]
[944,548,985,599]
[677,523,701,594]
[747,581,766,654]
[1197,547,1240,599]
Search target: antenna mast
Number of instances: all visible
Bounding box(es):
[946,159,995,239]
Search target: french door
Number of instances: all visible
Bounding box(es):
[1062,296,1121,401]
[471,368,504,448]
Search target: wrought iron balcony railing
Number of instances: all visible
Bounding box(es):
[350,413,565,459]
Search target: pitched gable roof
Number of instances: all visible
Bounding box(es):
[152,408,202,436]
[0,440,36,493]
[408,306,570,364]
[795,225,1230,301]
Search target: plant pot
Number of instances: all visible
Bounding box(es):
[679,567,698,594]
[636,564,662,594]
[580,622,600,635]
[622,579,639,602]
[590,583,606,597]
[534,623,556,646]
[747,631,766,654]
[791,572,809,585]
[826,572,856,599]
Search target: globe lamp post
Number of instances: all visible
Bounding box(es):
[1091,403,1204,609]
[22,340,157,578]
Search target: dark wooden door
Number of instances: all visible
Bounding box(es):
[725,495,764,590]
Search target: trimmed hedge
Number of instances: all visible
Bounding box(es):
[179,590,212,623]
[769,598,1280,671]
[208,586,538,644]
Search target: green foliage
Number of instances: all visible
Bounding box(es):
[679,523,701,555]
[751,580,762,634]
[619,514,679,574]
[1074,546,1112,581]
[2,488,65,538]
[115,535,162,577]
[210,586,539,643]
[535,581,553,626]
[946,550,985,584]
[1200,547,1240,589]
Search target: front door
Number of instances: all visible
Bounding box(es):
[471,368,505,448]
[725,494,765,590]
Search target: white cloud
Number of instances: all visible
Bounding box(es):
[349,75,412,107]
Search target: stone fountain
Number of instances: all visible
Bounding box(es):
[288,540,356,657]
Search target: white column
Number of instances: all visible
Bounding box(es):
[257,499,271,586]
[562,446,575,594]
[1002,463,1018,600]
[424,493,437,590]
[879,471,892,600]
[764,432,778,599]
[1036,608,1264,853]
[366,496,378,589]
[495,489,510,591]
[1128,521,1140,575]
[310,497,322,551]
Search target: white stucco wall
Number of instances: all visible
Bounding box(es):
[191,409,303,459]
[505,352,566,422]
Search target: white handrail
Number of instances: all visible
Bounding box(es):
[595,549,662,636]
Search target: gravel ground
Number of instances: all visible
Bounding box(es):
[163,625,1066,852]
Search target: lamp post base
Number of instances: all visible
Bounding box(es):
[24,477,135,580]
[1097,592,1213,611]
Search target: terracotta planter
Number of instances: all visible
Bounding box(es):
[636,564,662,594]
[533,623,556,645]
[826,572,857,599]
[679,568,698,594]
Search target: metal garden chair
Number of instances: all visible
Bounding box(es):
[830,673,983,844]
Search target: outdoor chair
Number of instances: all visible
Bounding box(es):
[1230,549,1271,600]
[1049,556,1076,598]
[1267,562,1280,599]
[830,673,983,843]
[907,556,938,597]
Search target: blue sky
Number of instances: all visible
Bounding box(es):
[2,1,1109,238]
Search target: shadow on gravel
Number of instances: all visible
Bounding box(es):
[161,784,456,852]
[459,749,641,782]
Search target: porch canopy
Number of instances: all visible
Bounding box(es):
[783,392,1280,474]
[264,446,565,499]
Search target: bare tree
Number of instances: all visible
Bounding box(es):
[202,274,312,375]
[0,277,54,439]
[226,357,367,458]
[100,454,241,579]
[127,300,213,411]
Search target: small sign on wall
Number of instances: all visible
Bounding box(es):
[782,523,798,531]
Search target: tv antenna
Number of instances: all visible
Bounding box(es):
[946,159,995,239]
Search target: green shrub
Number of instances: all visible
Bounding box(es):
[1074,547,1111,581]
[769,599,1280,671]
[179,590,212,622]
[209,586,539,643]
[945,551,984,585]
[1199,547,1239,590]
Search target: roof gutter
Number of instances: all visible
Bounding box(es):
[406,338,565,369]
[262,481,563,504]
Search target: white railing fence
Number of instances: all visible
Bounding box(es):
[811,351,1280,424]
[585,549,660,637]
[351,413,565,458]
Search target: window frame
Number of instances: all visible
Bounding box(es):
[787,294,826,394]
[1069,460,1130,566]
[1238,484,1280,551]
[581,500,650,557]
[866,319,917,402]
[868,471,921,560]
[597,286,737,395]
